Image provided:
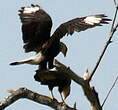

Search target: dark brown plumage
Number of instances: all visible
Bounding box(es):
[34,69,71,102]
[10,4,111,70]
[19,4,52,53]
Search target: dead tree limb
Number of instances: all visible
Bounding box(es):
[54,60,102,110]
[0,59,102,110]
[1,1,118,110]
[0,87,75,110]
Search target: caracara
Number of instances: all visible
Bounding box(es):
[10,4,111,70]
[34,69,71,103]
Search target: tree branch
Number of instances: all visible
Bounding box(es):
[0,88,75,110]
[0,59,102,110]
[54,59,102,110]
[102,75,118,107]
[1,2,117,110]
[88,2,118,81]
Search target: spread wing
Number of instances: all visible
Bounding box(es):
[19,4,52,53]
[42,14,111,50]
[50,14,111,40]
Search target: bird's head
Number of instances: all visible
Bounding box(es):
[59,42,68,57]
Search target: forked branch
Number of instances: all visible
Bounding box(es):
[0,88,75,110]
[89,1,118,81]
[54,59,102,110]
[1,1,118,110]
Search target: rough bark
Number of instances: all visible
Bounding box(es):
[0,1,118,110]
[0,88,75,110]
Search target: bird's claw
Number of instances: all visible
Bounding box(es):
[59,101,67,105]
[49,96,57,101]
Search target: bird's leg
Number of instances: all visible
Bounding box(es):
[50,90,55,100]
[60,93,66,105]
[48,58,54,69]
[48,86,56,100]
[39,60,47,70]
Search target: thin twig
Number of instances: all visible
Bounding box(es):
[102,75,118,107]
[54,59,102,110]
[89,4,118,81]
[114,0,118,8]
[114,0,117,5]
[111,1,118,31]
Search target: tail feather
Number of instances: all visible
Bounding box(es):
[62,86,71,100]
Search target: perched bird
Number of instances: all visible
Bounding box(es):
[34,69,71,103]
[10,4,111,70]
[10,41,67,68]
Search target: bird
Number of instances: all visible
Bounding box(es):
[34,68,71,103]
[10,4,111,70]
[10,41,67,67]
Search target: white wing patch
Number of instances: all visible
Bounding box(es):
[84,16,102,25]
[23,6,40,14]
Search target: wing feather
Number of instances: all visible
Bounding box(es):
[41,14,111,51]
[19,4,52,52]
[51,14,111,40]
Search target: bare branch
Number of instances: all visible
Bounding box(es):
[0,88,75,110]
[114,0,118,8]
[102,75,118,107]
[54,59,85,86]
[112,0,118,31]
[54,59,102,110]
[89,4,118,81]
[2,2,118,110]
[114,0,116,5]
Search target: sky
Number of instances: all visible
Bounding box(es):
[0,0,118,110]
